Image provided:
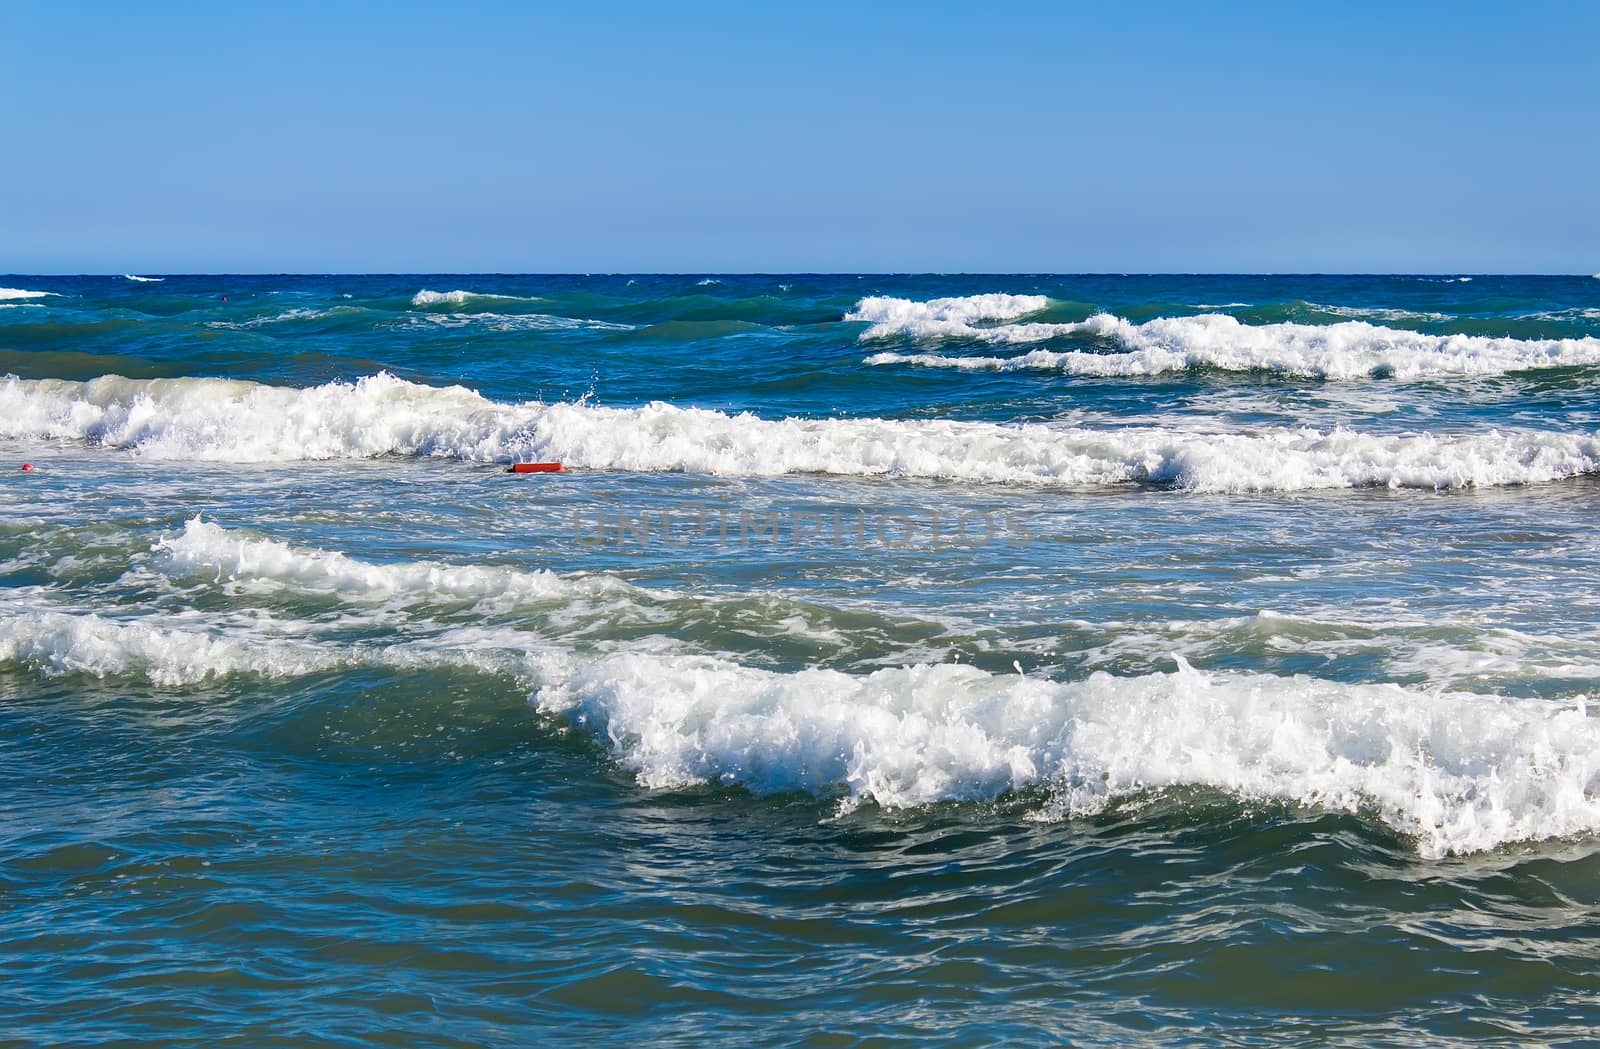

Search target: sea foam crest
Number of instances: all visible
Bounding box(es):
[4,372,1600,491]
[411,288,540,308]
[122,274,164,282]
[538,651,1600,858]
[9,528,1600,856]
[158,518,630,603]
[859,302,1600,379]
[846,293,1052,338]
[0,606,338,686]
[0,288,56,301]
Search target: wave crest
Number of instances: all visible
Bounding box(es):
[411,288,540,308]
[864,308,1600,379]
[538,650,1600,858]
[8,525,1600,857]
[4,372,1599,491]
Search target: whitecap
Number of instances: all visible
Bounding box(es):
[863,310,1600,379]
[2,372,1598,491]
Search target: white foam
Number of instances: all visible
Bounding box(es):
[11,524,1600,856]
[537,651,1600,858]
[122,274,163,282]
[205,307,338,329]
[158,517,630,603]
[401,312,631,333]
[864,310,1600,379]
[411,288,539,308]
[3,372,1599,491]
[0,288,55,301]
[0,607,338,685]
[1310,303,1455,323]
[845,293,1053,339]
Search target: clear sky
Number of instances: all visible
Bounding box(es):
[4,1,1596,273]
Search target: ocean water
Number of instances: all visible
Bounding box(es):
[4,273,1600,1045]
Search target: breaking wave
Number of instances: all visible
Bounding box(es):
[4,541,1599,857]
[846,293,1053,339]
[862,307,1600,379]
[411,288,541,308]
[157,517,631,603]
[3,372,1599,491]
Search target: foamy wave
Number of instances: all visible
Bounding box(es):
[206,307,340,329]
[411,288,539,308]
[4,372,1599,491]
[538,651,1600,857]
[0,288,55,301]
[865,311,1600,379]
[846,294,1053,339]
[402,312,632,333]
[7,589,1598,855]
[158,518,630,603]
[122,274,163,282]
[1310,304,1455,322]
[0,607,338,685]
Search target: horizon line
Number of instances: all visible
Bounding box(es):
[6,270,1598,279]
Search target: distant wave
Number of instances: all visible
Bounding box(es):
[402,312,632,333]
[8,518,1600,857]
[0,288,56,301]
[846,293,1054,339]
[3,372,1599,491]
[861,308,1600,379]
[411,288,540,308]
[206,307,341,329]
[122,274,164,282]
[1307,303,1455,323]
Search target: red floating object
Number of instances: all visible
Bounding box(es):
[20,463,34,472]
[507,462,565,474]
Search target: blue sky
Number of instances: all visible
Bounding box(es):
[4,1,1596,273]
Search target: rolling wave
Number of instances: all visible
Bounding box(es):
[846,293,1054,339]
[860,302,1600,378]
[4,372,1598,491]
[411,288,541,308]
[6,518,1600,858]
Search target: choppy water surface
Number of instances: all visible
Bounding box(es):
[5,274,1600,1045]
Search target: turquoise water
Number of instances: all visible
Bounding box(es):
[4,274,1600,1045]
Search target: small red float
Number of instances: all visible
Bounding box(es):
[20,463,34,472]
[506,462,566,474]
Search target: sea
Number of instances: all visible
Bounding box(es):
[4,273,1600,1046]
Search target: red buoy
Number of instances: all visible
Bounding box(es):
[507,462,565,474]
[20,463,34,472]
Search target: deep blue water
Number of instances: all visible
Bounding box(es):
[4,274,1600,1045]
